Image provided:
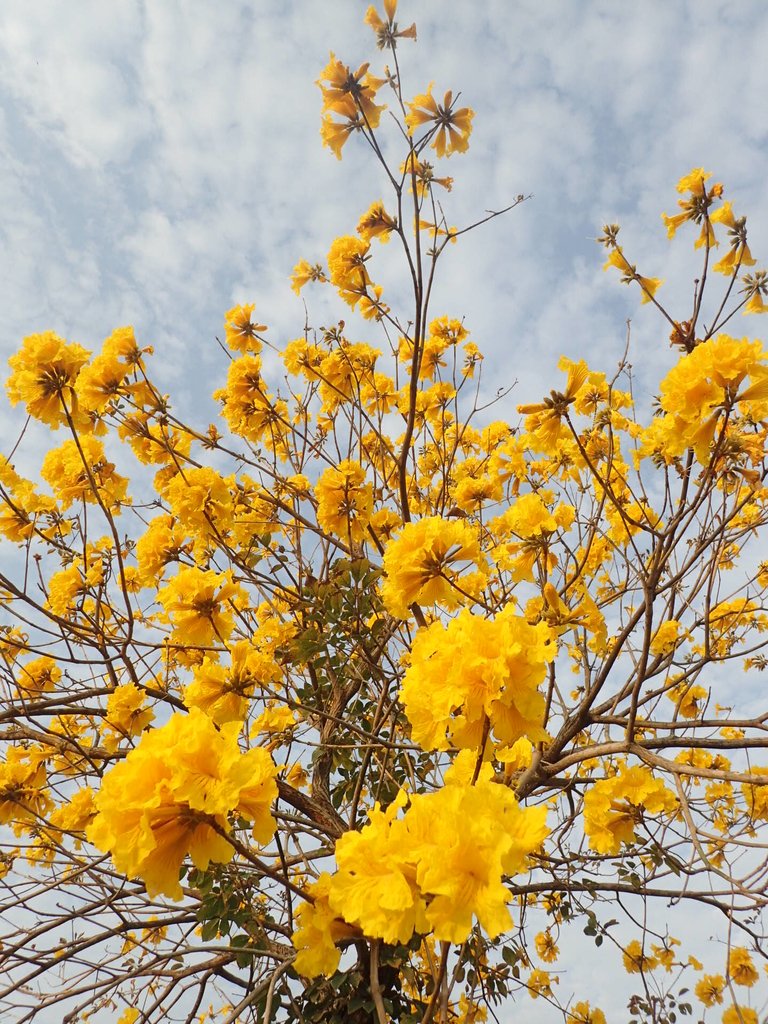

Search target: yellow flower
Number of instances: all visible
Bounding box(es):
[622,939,657,974]
[318,54,386,125]
[165,465,235,538]
[186,641,281,725]
[638,274,663,302]
[75,329,135,414]
[602,247,663,303]
[327,235,373,307]
[535,930,559,963]
[46,563,86,617]
[676,168,712,195]
[741,766,768,821]
[722,1007,757,1024]
[651,938,679,972]
[405,84,475,157]
[224,304,267,354]
[40,436,130,512]
[584,764,677,855]
[497,737,534,772]
[0,458,57,543]
[285,761,309,789]
[250,705,297,737]
[292,873,362,977]
[317,54,387,158]
[569,1002,606,1024]
[695,974,725,1007]
[661,169,722,243]
[710,201,756,275]
[315,459,373,543]
[88,708,277,899]
[6,331,91,429]
[650,619,681,657]
[742,271,768,315]
[214,355,277,444]
[667,681,708,720]
[357,200,397,243]
[527,969,553,999]
[157,567,246,649]
[728,946,759,987]
[329,792,428,944]
[364,0,417,50]
[409,764,548,943]
[47,787,96,836]
[518,358,590,453]
[0,746,51,830]
[100,682,155,752]
[380,516,489,618]
[15,656,61,697]
[640,333,768,464]
[290,259,327,295]
[400,153,453,196]
[135,514,191,585]
[400,605,554,751]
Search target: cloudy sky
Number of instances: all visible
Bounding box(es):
[1,1,768,1018]
[2,0,768,438]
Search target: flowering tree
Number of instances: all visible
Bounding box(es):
[3,4,768,1023]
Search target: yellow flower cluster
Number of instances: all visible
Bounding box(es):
[405,85,474,158]
[583,764,677,855]
[315,459,374,543]
[400,605,555,751]
[317,53,387,159]
[214,354,291,453]
[88,708,278,899]
[641,333,768,464]
[156,567,246,652]
[0,455,57,542]
[364,0,417,51]
[6,331,91,429]
[100,682,155,752]
[223,304,267,354]
[381,516,489,618]
[649,619,681,657]
[74,325,145,415]
[15,656,61,697]
[292,754,548,976]
[185,639,283,725]
[0,746,51,833]
[327,235,375,310]
[740,766,768,821]
[40,435,130,512]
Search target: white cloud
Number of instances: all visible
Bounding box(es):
[0,0,765,439]
[0,1,146,169]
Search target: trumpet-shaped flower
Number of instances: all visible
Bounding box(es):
[6,331,90,430]
[315,459,374,543]
[400,605,554,751]
[405,85,474,157]
[584,764,677,854]
[88,709,277,899]
[157,567,246,649]
[364,0,417,50]
[380,516,489,618]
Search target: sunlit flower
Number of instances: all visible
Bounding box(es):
[405,84,474,157]
[6,331,91,429]
[364,0,417,49]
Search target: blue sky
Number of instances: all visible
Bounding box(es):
[2,0,768,440]
[2,2,768,1019]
